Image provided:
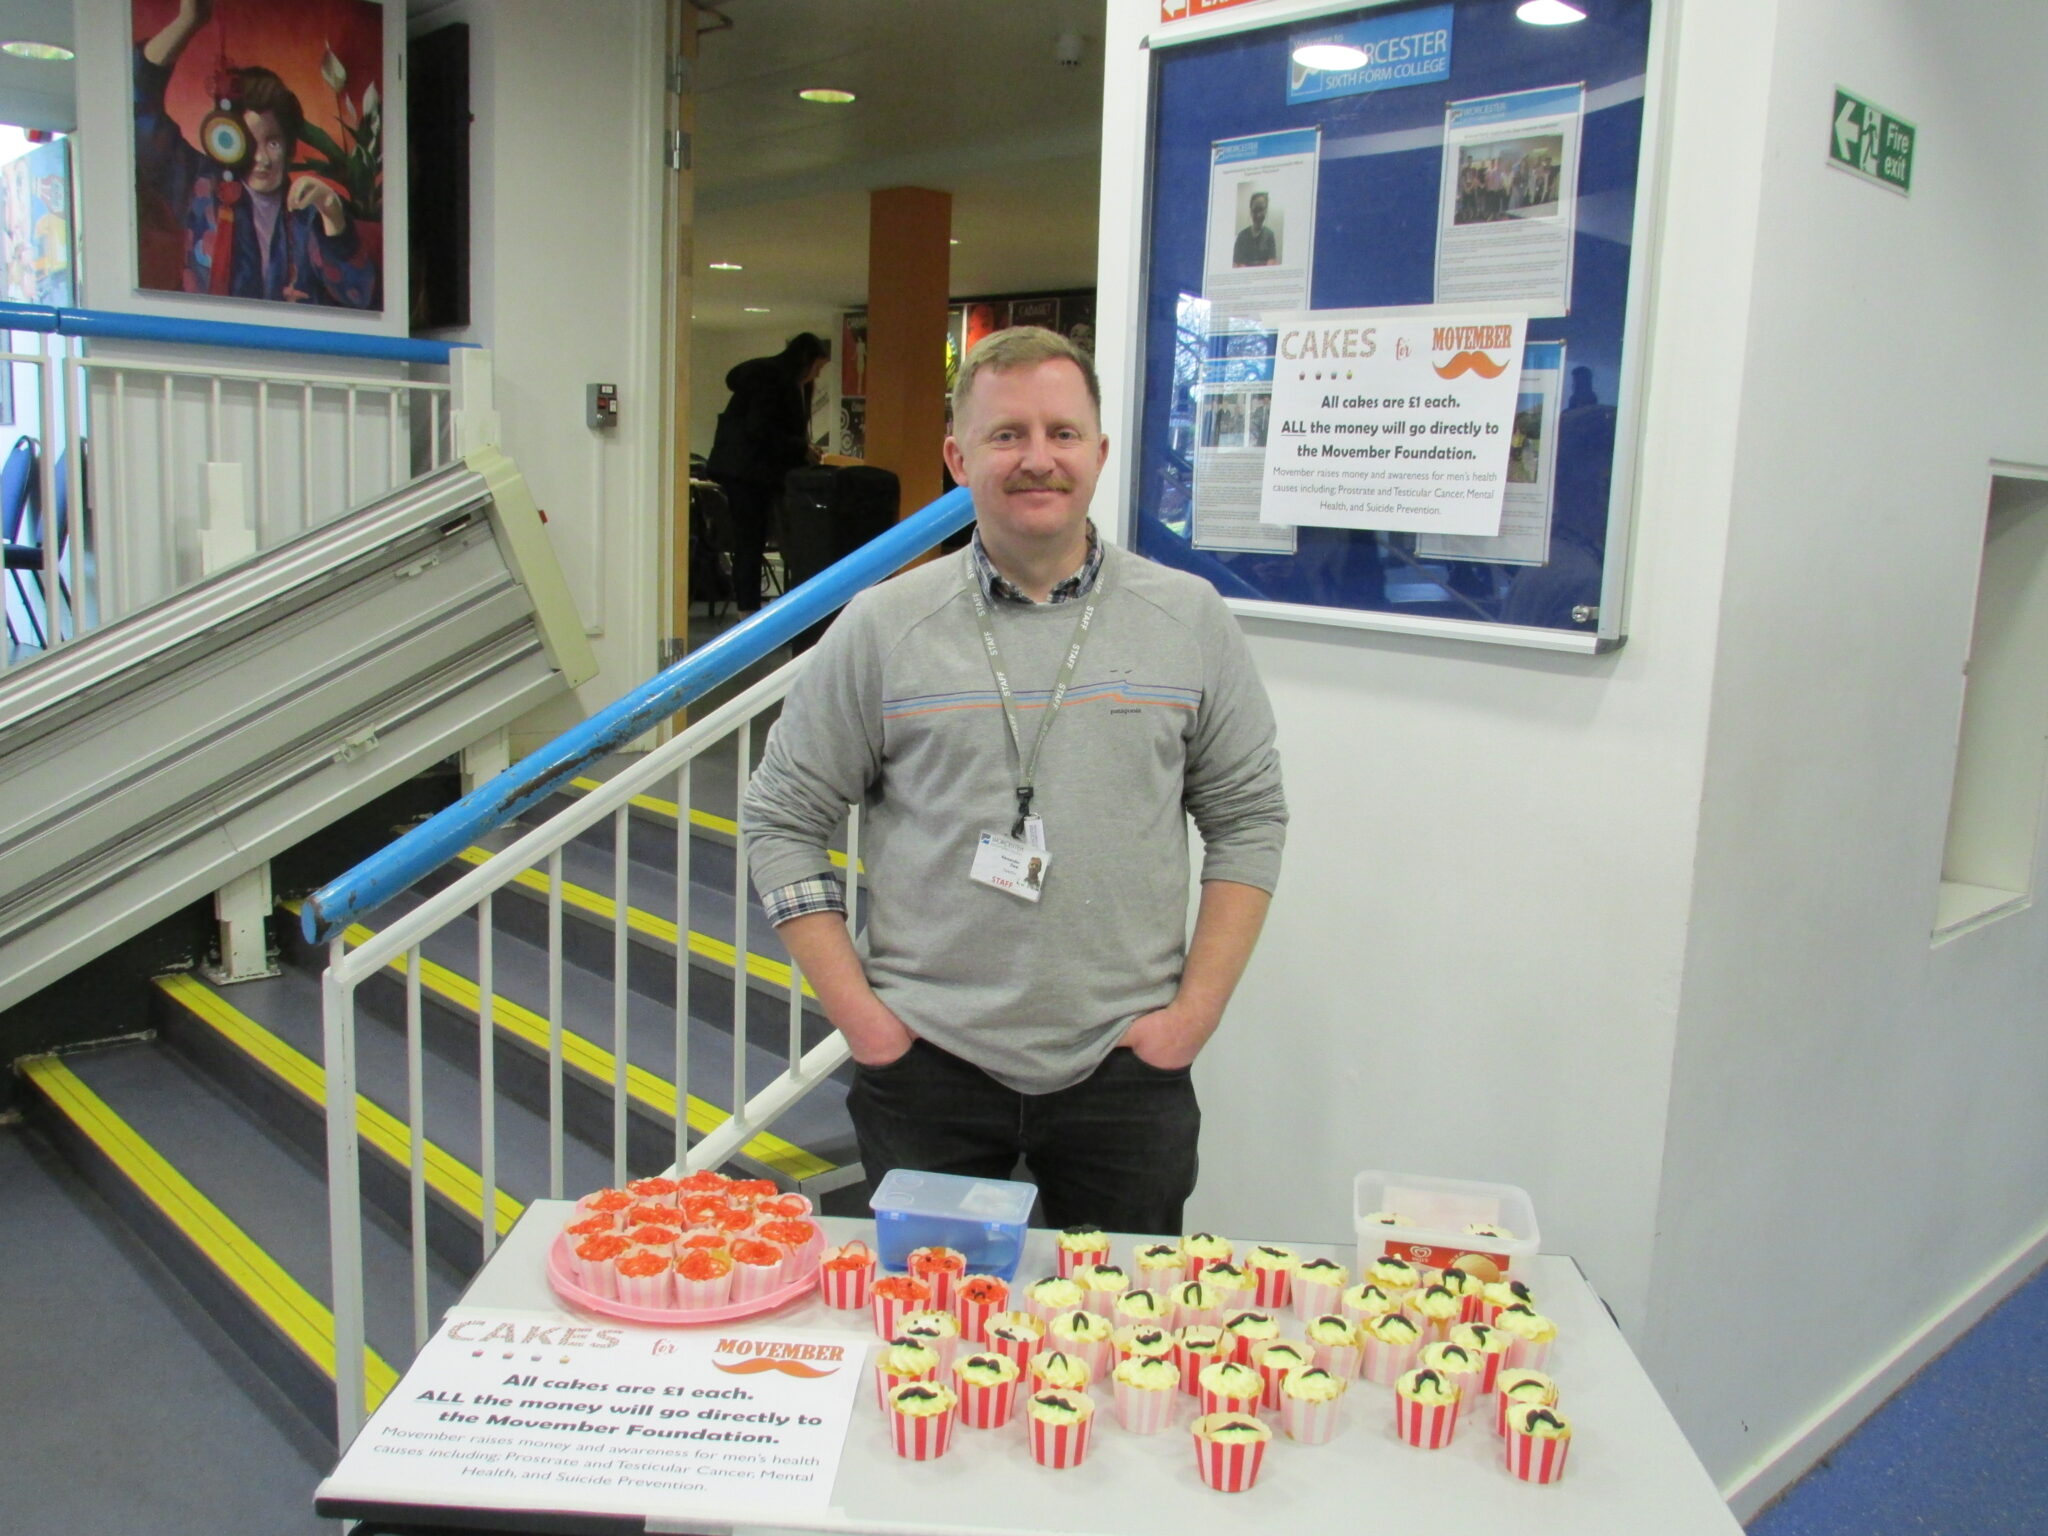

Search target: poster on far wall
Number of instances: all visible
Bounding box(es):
[131,0,385,311]
[3,138,74,305]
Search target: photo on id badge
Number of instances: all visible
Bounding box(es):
[971,831,1049,902]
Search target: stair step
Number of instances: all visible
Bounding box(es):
[554,774,865,881]
[288,896,858,1188]
[154,969,592,1270]
[0,1124,335,1534]
[21,1042,461,1437]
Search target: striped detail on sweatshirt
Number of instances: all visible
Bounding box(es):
[882,679,1201,721]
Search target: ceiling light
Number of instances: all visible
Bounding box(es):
[796,88,856,105]
[708,262,743,271]
[743,306,770,313]
[949,239,960,246]
[1292,41,1369,71]
[1515,1,1587,23]
[2,40,74,61]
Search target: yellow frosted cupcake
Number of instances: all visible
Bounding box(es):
[1393,1367,1462,1449]
[1494,1366,1559,1436]
[1112,1322,1177,1363]
[1222,1308,1280,1364]
[1504,1403,1572,1482]
[1028,1348,1093,1392]
[1492,1303,1559,1369]
[1171,1278,1226,1330]
[1304,1313,1363,1377]
[1196,1357,1264,1418]
[1293,1256,1350,1317]
[1133,1239,1186,1290]
[1278,1364,1347,1444]
[1113,1287,1168,1326]
[1182,1232,1233,1278]
[1366,1255,1421,1297]
[1411,1283,1461,1341]
[1075,1262,1132,1317]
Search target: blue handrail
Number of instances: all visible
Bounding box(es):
[302,485,978,944]
[0,299,466,366]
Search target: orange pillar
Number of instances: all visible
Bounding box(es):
[864,187,952,519]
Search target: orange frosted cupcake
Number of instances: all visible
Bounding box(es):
[673,1247,733,1308]
[624,1175,679,1204]
[729,1237,786,1300]
[870,1273,932,1339]
[907,1246,968,1310]
[614,1248,673,1307]
[570,1233,630,1298]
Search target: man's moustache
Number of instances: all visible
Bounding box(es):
[1003,477,1073,493]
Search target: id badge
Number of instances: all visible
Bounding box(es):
[969,830,1050,902]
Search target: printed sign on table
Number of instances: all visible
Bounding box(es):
[318,1310,863,1525]
[1260,310,1527,537]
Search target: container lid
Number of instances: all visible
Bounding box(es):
[870,1169,1037,1226]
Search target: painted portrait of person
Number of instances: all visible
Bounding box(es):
[132,0,384,310]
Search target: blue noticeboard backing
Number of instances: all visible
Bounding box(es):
[1135,0,1655,645]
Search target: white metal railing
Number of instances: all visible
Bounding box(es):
[1,332,472,673]
[319,652,858,1442]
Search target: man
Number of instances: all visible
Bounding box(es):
[706,332,829,613]
[1233,192,1279,268]
[742,327,1286,1232]
[137,0,377,308]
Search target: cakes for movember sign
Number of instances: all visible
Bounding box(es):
[318,1312,862,1521]
[1259,311,1527,538]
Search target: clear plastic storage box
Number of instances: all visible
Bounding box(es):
[869,1169,1037,1281]
[1352,1169,1540,1282]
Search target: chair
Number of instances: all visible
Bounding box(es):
[1,434,44,648]
[5,441,84,649]
[688,478,737,618]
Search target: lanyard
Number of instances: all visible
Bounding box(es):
[965,557,1109,838]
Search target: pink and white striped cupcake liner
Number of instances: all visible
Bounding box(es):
[1112,1380,1178,1435]
[888,1405,954,1461]
[1506,1427,1570,1483]
[1394,1392,1460,1450]
[1028,1410,1093,1469]
[1191,1423,1267,1492]
[1280,1393,1341,1445]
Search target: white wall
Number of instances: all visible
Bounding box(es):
[409,0,666,746]
[1641,0,2048,1506]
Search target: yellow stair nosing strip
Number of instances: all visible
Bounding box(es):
[337,919,836,1183]
[454,846,814,997]
[22,1054,397,1408]
[563,776,861,873]
[154,974,522,1236]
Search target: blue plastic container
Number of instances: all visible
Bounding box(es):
[868,1169,1037,1281]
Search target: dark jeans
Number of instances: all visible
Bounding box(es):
[720,478,775,612]
[846,1039,1200,1235]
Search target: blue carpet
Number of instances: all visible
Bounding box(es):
[1747,1260,2048,1535]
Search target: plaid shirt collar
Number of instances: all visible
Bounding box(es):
[967,521,1103,606]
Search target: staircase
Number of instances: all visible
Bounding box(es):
[5,742,857,1532]
[3,484,977,1536]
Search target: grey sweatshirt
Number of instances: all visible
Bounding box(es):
[742,543,1287,1093]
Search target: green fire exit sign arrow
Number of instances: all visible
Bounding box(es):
[1830,88,1914,194]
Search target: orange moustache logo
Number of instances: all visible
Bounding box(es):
[713,1357,840,1379]
[1432,350,1507,380]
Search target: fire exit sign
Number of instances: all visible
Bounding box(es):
[1829,88,1915,195]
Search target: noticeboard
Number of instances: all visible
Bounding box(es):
[1132,0,1663,652]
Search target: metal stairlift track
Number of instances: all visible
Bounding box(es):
[0,448,595,1016]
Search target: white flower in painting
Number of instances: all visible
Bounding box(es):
[321,45,347,94]
[363,81,379,119]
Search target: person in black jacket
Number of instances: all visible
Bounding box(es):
[706,333,829,613]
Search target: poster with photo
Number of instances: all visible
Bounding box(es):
[1434,85,1584,317]
[2,138,74,305]
[1186,302,1294,556]
[839,396,865,459]
[1203,129,1318,318]
[131,0,386,311]
[1416,340,1565,566]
